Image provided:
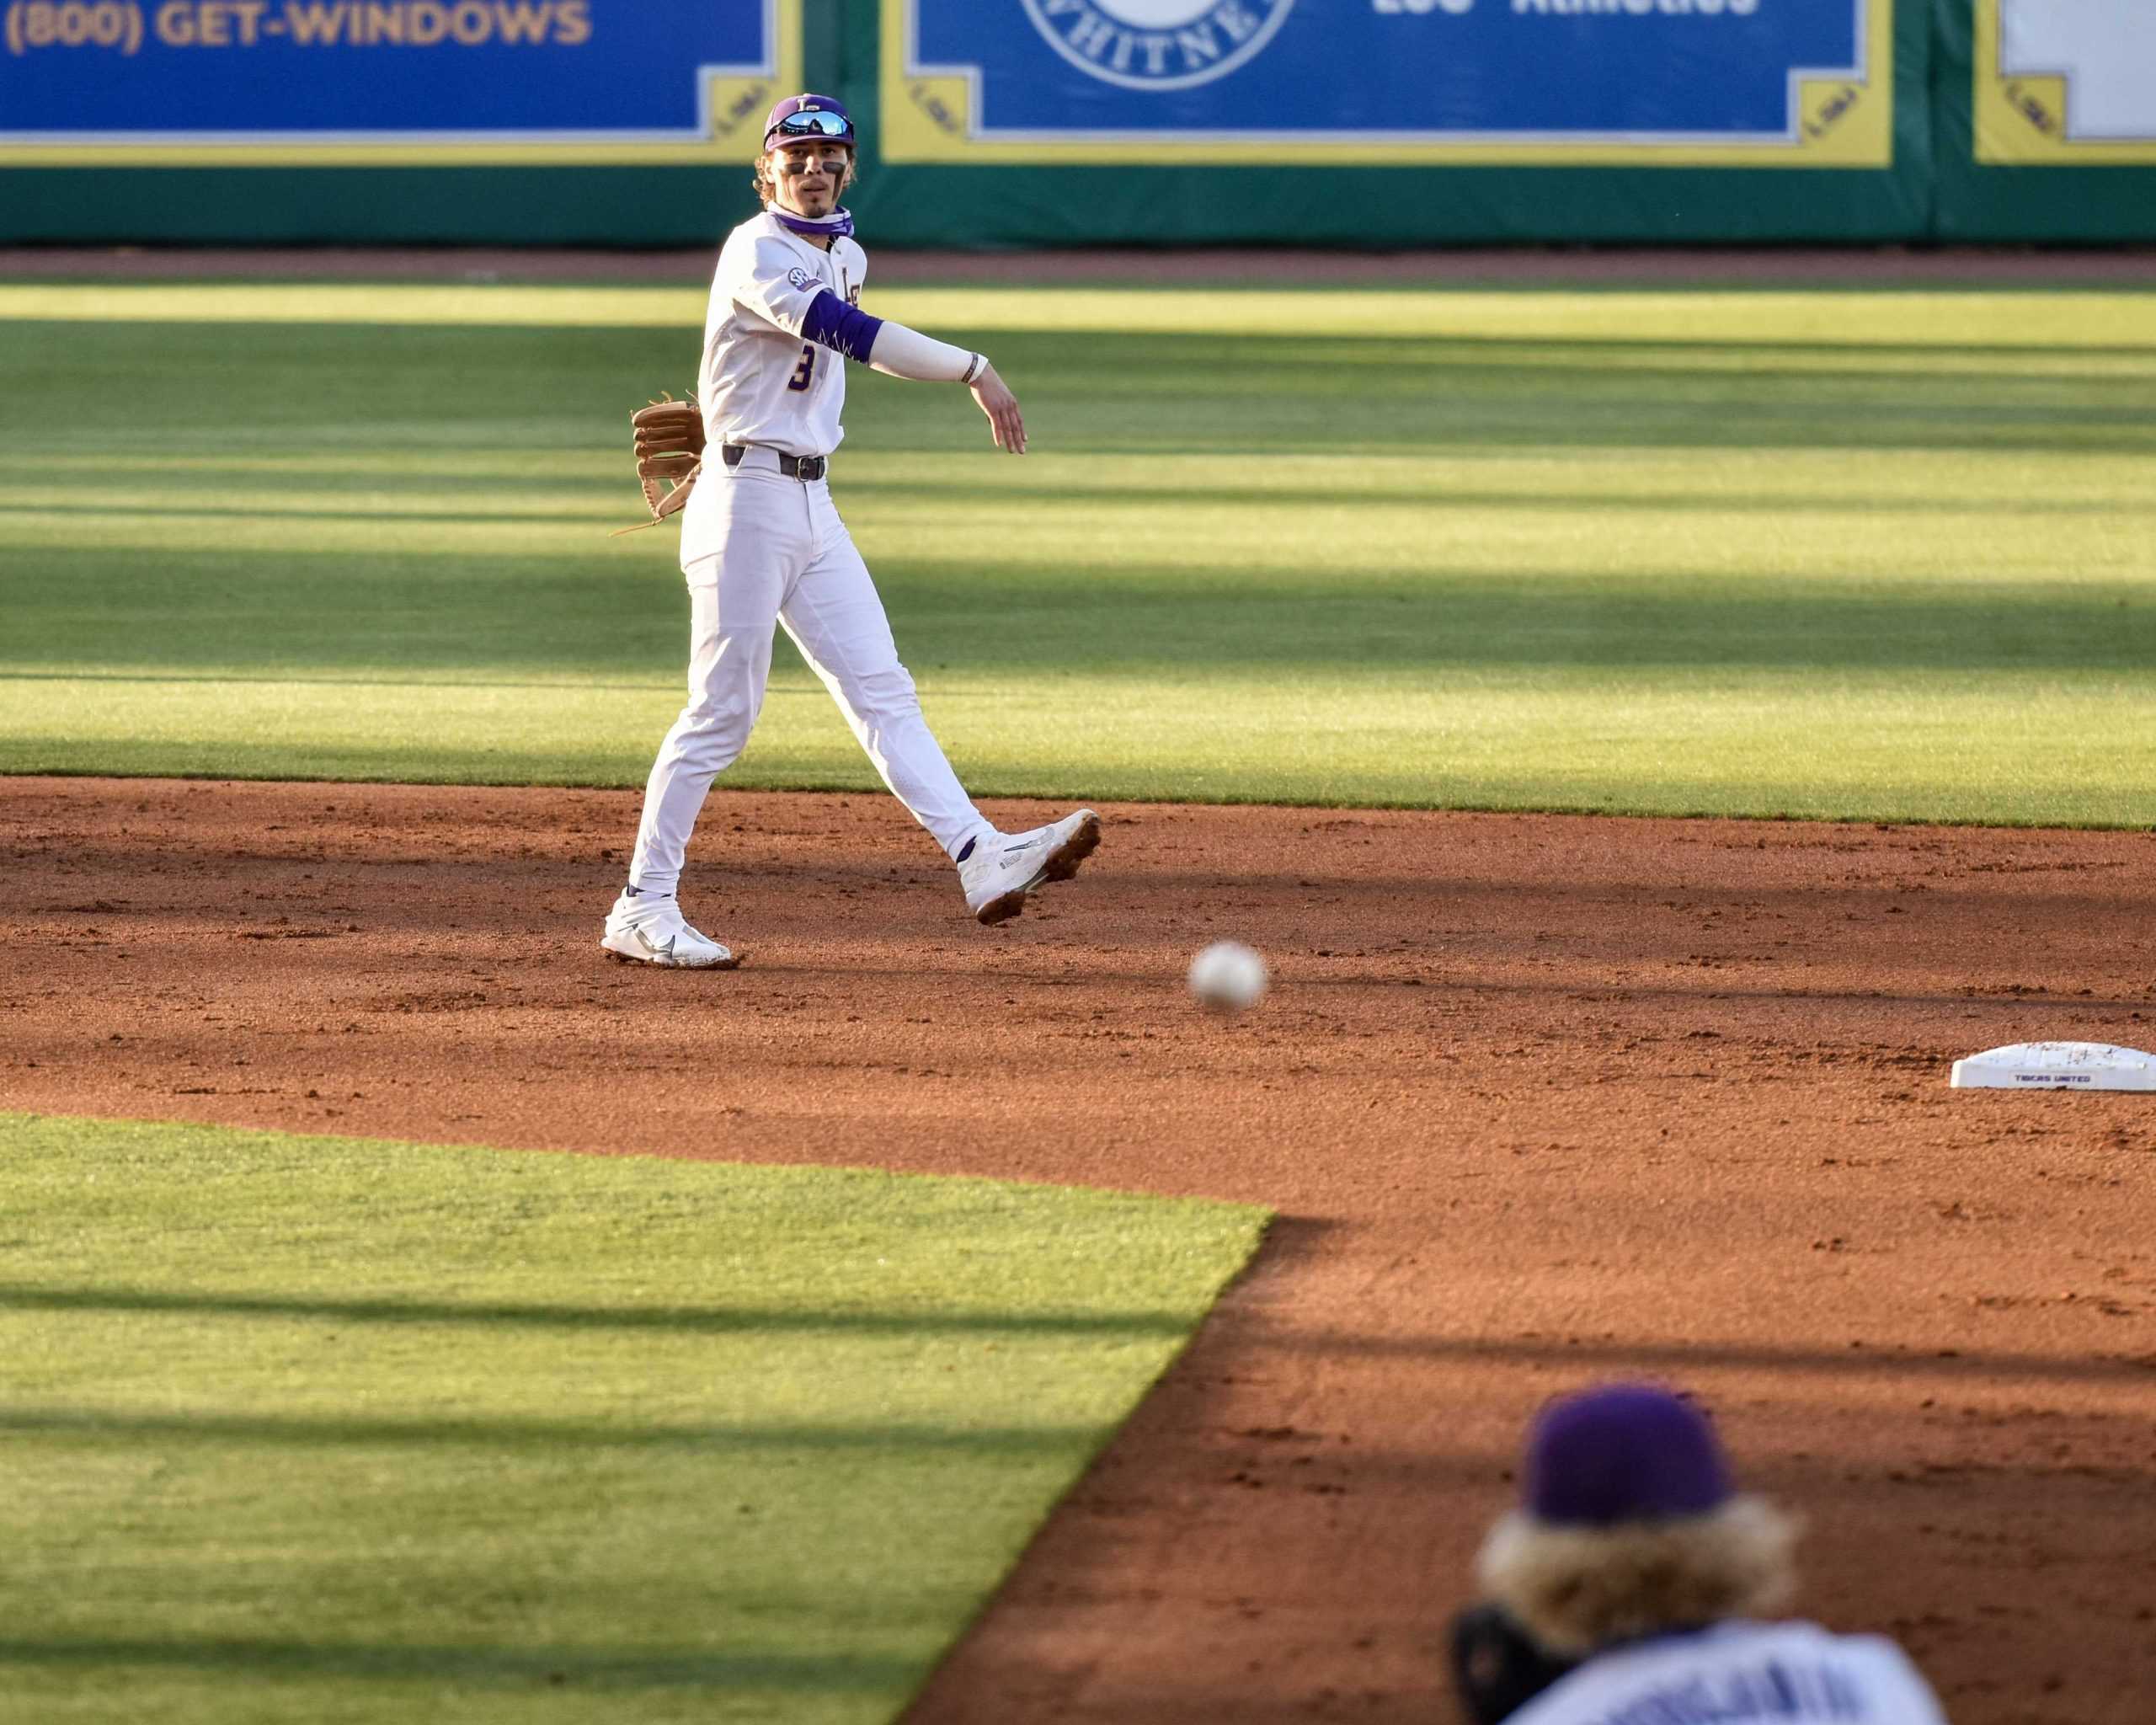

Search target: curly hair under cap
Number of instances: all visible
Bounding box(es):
[1475,1496,1801,1658]
[752,146,857,208]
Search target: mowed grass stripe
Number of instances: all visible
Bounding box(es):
[0,1114,1267,1725]
[1,286,2152,823]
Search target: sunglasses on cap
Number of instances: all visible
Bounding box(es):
[771,109,851,141]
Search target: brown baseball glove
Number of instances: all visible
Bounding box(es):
[613,393,704,535]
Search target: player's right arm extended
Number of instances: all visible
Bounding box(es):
[801,291,1024,452]
[798,291,984,384]
[725,239,990,384]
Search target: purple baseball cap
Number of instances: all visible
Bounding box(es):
[763,94,854,152]
[1522,1385,1733,1527]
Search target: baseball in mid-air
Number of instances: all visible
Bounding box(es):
[1187,941,1267,1012]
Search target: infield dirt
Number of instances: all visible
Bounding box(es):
[3,776,2153,1724]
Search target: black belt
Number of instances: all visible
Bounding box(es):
[722,444,827,482]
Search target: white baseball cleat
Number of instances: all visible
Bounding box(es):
[958,809,1102,927]
[600,891,740,969]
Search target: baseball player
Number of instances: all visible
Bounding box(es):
[1450,1384,1951,1724]
[602,93,1100,969]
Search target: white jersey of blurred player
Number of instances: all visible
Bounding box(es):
[1509,1621,1950,1725]
[600,93,1098,969]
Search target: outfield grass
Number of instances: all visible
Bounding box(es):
[3,282,2153,823]
[0,1114,1267,1724]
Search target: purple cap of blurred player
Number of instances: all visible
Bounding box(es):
[1524,1384,1733,1527]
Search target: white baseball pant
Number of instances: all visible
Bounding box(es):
[625,451,988,897]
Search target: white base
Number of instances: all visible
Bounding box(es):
[1950,1041,2156,1092]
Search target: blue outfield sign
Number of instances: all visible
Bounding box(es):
[883,0,1893,165]
[0,0,800,163]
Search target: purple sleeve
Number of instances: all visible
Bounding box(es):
[800,290,886,364]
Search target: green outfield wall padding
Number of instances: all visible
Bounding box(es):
[0,0,2148,248]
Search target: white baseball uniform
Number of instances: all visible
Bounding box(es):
[624,211,991,898]
[1508,1621,1950,1724]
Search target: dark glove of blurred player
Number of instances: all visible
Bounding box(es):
[1449,1602,1577,1725]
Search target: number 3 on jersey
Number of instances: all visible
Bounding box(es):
[788,344,816,392]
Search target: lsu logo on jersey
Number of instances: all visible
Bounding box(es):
[1021,0,1296,92]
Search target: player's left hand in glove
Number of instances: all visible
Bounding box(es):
[613,393,705,536]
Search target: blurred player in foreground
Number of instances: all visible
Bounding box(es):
[1449,1383,1951,1724]
[602,93,1099,969]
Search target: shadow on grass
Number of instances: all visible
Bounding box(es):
[7,478,2148,519]
[0,1283,1196,1338]
[10,320,2156,461]
[842,478,2151,520]
[0,1635,917,1690]
[0,1405,1106,1454]
[8,547,2156,677]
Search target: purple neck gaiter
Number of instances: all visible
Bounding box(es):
[771,206,855,241]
